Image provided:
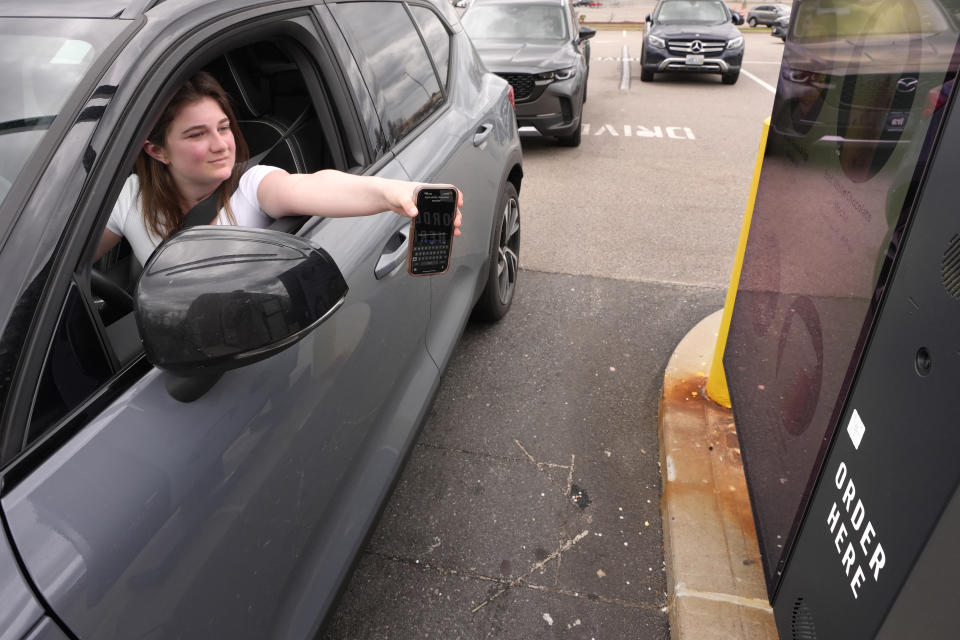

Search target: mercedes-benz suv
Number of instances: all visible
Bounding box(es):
[640,0,745,84]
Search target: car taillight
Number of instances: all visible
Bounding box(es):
[507,85,516,110]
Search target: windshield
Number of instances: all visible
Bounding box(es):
[462,4,569,40]
[792,0,953,39]
[656,0,729,23]
[0,18,120,207]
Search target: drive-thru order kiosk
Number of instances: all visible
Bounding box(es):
[724,0,960,637]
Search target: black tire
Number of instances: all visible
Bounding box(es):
[558,116,582,147]
[472,183,520,322]
[640,67,654,82]
[722,70,740,84]
[748,16,757,27]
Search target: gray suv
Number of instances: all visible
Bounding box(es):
[462,0,597,146]
[746,3,791,27]
[0,0,522,638]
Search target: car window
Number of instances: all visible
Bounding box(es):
[26,282,113,446]
[462,4,570,40]
[0,18,122,208]
[792,0,951,38]
[657,0,729,23]
[410,5,451,89]
[330,1,443,148]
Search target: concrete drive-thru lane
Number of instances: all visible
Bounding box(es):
[322,30,780,639]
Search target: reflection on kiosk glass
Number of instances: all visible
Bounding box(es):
[408,186,457,276]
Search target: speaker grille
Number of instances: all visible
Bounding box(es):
[943,234,960,299]
[791,597,817,640]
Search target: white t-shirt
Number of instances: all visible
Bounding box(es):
[106,164,282,265]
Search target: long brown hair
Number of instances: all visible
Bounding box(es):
[135,71,249,241]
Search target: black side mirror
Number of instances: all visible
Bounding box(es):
[645,13,652,23]
[578,25,597,40]
[731,13,744,25]
[136,227,348,399]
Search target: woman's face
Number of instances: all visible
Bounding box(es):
[146,96,236,197]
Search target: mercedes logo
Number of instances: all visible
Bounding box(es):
[690,40,703,53]
[897,77,919,93]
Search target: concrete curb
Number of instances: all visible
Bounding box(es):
[659,310,779,640]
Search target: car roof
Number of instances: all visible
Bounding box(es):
[0,0,156,18]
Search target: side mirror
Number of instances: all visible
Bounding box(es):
[578,25,597,40]
[645,13,652,23]
[731,13,744,25]
[136,227,348,398]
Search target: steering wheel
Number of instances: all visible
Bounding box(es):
[90,268,135,317]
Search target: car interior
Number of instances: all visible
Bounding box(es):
[89,36,348,369]
[92,38,341,319]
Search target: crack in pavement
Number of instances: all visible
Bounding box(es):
[364,546,664,613]
[471,530,590,613]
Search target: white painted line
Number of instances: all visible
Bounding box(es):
[620,44,630,91]
[622,29,626,38]
[741,68,777,94]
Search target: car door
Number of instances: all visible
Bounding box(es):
[0,5,434,640]
[324,0,518,366]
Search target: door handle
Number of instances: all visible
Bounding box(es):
[473,123,494,146]
[375,226,409,279]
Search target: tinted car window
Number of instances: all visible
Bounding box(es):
[0,19,120,207]
[28,283,111,445]
[462,4,570,40]
[331,2,442,146]
[657,0,728,22]
[410,5,450,88]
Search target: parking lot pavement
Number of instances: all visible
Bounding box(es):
[322,271,725,639]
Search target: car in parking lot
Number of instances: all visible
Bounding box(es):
[461,0,597,146]
[641,0,745,84]
[0,0,522,638]
[746,3,790,27]
[771,13,790,40]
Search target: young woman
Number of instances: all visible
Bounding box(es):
[97,71,462,265]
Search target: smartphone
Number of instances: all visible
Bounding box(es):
[408,186,457,276]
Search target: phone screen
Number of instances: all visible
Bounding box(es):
[409,187,457,276]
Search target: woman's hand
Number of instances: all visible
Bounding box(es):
[387,183,464,237]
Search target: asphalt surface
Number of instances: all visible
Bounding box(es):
[322,27,780,640]
[322,273,724,639]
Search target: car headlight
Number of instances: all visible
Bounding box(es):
[647,34,667,49]
[537,67,576,82]
[727,35,744,49]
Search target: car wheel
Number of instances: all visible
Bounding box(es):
[473,183,520,322]
[558,115,582,147]
[748,16,757,27]
[640,67,654,82]
[722,70,740,84]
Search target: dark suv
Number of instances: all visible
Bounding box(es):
[641,0,745,84]
[0,0,522,638]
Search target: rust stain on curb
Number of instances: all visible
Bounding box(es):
[659,310,779,640]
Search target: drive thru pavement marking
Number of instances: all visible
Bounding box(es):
[582,124,696,139]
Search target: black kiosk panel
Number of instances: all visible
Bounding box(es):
[724,0,960,604]
[773,77,960,636]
